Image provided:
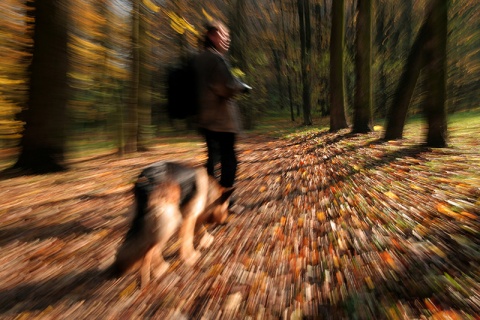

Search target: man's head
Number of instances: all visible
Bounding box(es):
[205,20,230,54]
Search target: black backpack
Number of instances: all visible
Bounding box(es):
[166,57,198,120]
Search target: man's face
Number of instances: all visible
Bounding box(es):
[210,27,230,54]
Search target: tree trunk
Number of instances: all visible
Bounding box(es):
[384,0,448,145]
[279,0,295,121]
[124,0,140,154]
[13,0,69,173]
[424,0,448,147]
[137,3,152,151]
[298,0,312,125]
[352,0,373,133]
[272,48,285,110]
[402,0,414,57]
[329,0,348,131]
[375,1,388,118]
[383,17,430,140]
[230,0,252,129]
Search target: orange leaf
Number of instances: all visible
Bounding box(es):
[436,203,462,219]
[119,280,137,298]
[316,211,326,222]
[384,191,399,200]
[460,211,477,219]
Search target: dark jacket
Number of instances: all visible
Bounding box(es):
[193,48,246,133]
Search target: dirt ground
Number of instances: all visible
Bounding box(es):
[0,126,479,319]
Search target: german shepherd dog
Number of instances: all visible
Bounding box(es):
[108,161,233,287]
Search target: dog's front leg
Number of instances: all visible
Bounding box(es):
[198,225,214,249]
[179,216,201,266]
[140,246,155,288]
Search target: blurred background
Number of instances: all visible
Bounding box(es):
[0,0,478,170]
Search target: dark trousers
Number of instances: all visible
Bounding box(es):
[203,129,237,188]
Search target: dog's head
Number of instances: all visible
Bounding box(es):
[205,184,234,224]
[212,187,234,224]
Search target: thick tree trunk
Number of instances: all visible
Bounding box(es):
[384,0,448,146]
[352,0,373,133]
[329,0,348,131]
[424,0,448,147]
[13,0,69,173]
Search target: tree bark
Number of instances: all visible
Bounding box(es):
[137,3,152,151]
[124,0,140,154]
[383,18,430,140]
[298,0,313,125]
[384,0,448,146]
[424,0,448,147]
[13,0,69,173]
[329,0,348,131]
[279,0,295,121]
[352,0,373,133]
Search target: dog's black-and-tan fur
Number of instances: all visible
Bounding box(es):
[108,161,233,287]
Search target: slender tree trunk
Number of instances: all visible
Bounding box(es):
[424,0,448,147]
[298,0,312,125]
[230,0,252,129]
[124,0,140,154]
[375,1,388,118]
[383,19,430,140]
[137,3,152,151]
[329,0,348,131]
[13,0,69,173]
[272,48,285,110]
[352,0,373,133]
[279,0,295,121]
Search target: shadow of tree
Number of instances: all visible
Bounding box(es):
[241,139,429,210]
[0,269,108,313]
[0,221,93,247]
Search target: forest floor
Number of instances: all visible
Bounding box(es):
[0,116,479,319]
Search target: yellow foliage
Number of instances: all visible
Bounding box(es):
[0,77,24,85]
[202,8,213,22]
[164,10,198,36]
[143,0,160,13]
[170,20,185,35]
[231,67,245,78]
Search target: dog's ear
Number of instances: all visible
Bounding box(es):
[219,187,235,203]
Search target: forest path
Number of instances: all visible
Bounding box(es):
[0,126,479,319]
